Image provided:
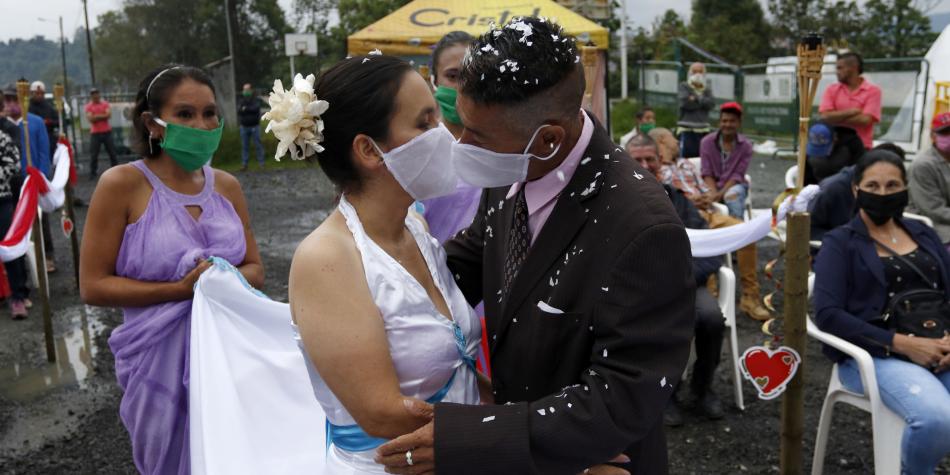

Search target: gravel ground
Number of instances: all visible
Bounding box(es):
[0,155,946,474]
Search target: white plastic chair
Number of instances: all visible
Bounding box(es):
[717,266,744,410]
[745,174,754,221]
[785,165,799,189]
[903,211,934,228]
[807,274,905,475]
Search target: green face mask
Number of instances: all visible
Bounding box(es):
[434,85,461,126]
[640,123,656,135]
[153,118,224,171]
[242,90,252,97]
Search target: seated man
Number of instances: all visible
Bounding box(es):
[700,102,752,219]
[804,122,865,185]
[809,142,903,243]
[629,134,726,424]
[908,112,950,247]
[632,132,771,321]
[619,106,656,149]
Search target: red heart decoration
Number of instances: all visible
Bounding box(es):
[740,345,801,400]
[61,215,74,237]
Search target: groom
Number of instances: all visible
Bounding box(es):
[377,17,694,474]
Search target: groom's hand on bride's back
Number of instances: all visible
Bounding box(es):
[376,398,630,475]
[374,398,435,474]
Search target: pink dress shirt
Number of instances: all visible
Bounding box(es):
[507,110,594,245]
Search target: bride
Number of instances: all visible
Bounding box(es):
[286,55,488,474]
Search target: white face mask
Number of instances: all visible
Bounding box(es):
[373,123,458,201]
[452,125,561,188]
[689,73,706,87]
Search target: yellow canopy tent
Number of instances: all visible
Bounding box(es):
[348,0,610,124]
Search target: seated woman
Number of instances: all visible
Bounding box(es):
[813,150,950,475]
[288,55,487,474]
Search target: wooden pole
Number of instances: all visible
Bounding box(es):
[780,212,810,474]
[780,33,825,474]
[53,84,81,289]
[16,80,56,363]
[581,44,598,112]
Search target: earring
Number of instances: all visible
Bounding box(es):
[148,134,154,155]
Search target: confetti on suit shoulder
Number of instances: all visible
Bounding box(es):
[537,301,564,314]
[549,407,556,413]
[369,48,382,55]
[482,416,496,422]
[581,157,592,165]
[602,287,609,292]
[567,403,573,408]
[557,170,565,182]
[660,376,667,387]
[537,408,546,416]
[633,171,644,180]
[602,348,608,358]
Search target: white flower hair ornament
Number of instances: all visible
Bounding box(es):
[262,73,329,161]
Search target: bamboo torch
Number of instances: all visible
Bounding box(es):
[16,80,56,363]
[53,83,81,289]
[780,33,825,474]
[581,43,598,114]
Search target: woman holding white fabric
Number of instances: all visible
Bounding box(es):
[287,55,486,474]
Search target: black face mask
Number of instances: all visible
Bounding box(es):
[856,189,908,225]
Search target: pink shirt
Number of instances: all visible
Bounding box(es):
[818,78,881,149]
[85,100,112,134]
[507,110,594,245]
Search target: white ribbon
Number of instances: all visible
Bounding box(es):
[687,185,820,257]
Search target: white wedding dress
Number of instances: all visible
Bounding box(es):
[296,196,481,474]
[189,196,480,475]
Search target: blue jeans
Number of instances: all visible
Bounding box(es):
[838,356,950,475]
[240,125,265,166]
[723,183,748,219]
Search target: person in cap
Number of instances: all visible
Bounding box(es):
[85,88,119,178]
[804,121,866,185]
[2,86,22,121]
[908,112,950,247]
[28,81,59,147]
[237,83,265,171]
[699,101,752,219]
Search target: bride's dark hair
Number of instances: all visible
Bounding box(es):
[314,55,414,192]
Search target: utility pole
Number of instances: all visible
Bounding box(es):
[619,0,628,99]
[223,0,238,96]
[82,0,96,85]
[59,17,69,104]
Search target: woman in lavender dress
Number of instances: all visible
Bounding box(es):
[79,65,263,474]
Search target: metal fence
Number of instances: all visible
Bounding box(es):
[635,57,931,153]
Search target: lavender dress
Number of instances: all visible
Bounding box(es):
[108,160,246,474]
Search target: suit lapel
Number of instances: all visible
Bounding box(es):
[491,125,614,352]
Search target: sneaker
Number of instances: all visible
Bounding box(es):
[698,391,725,420]
[740,295,771,321]
[663,401,684,427]
[10,300,27,320]
[23,298,32,309]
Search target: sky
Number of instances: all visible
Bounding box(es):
[2,0,948,43]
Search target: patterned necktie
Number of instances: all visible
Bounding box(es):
[503,186,532,295]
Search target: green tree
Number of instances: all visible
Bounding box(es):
[94,0,290,90]
[652,10,687,61]
[294,0,411,70]
[688,0,772,64]
[852,0,936,57]
[768,0,825,54]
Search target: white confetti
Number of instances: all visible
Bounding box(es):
[513,318,518,323]
[633,171,644,180]
[602,348,608,358]
[584,385,589,391]
[361,58,371,64]
[602,287,609,292]
[588,326,593,331]
[567,403,573,408]
[660,377,667,387]
[594,172,602,178]
[537,408,546,416]
[549,407,556,413]
[610,184,618,189]
[549,277,559,287]
[482,416,496,422]
[581,157,592,165]
[498,200,504,210]
[369,48,382,55]
[605,384,609,389]
[557,170,565,181]
[537,301,564,314]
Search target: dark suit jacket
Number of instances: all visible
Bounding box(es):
[436,122,696,474]
[813,215,950,362]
